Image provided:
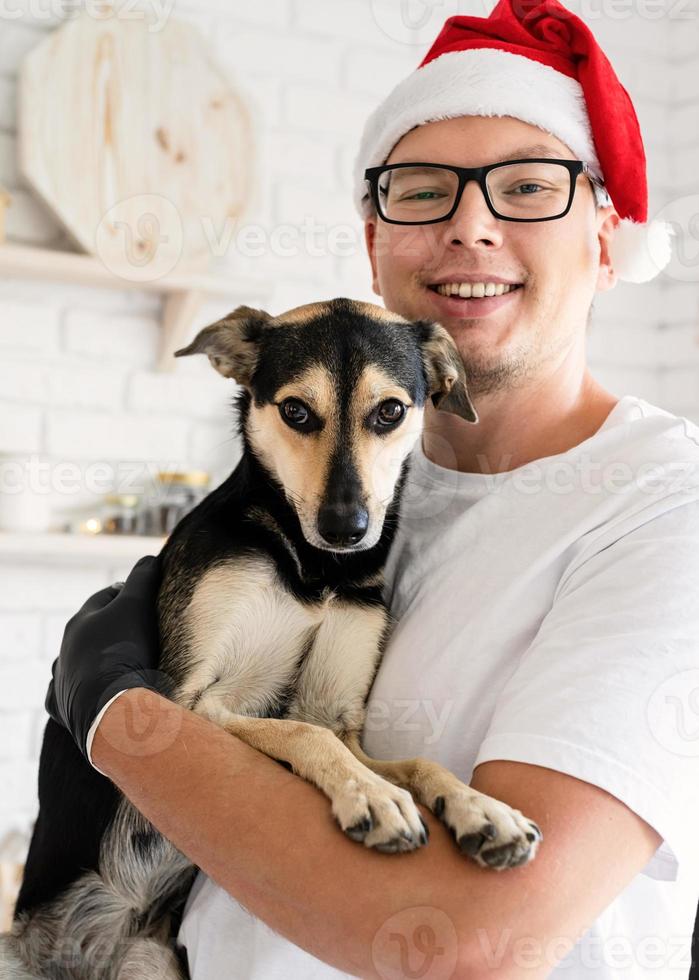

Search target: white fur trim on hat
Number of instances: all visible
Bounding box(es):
[354,47,602,217]
[609,217,675,284]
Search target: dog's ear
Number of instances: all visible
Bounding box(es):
[174,305,271,386]
[419,321,478,423]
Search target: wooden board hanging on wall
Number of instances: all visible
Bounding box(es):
[19,14,254,276]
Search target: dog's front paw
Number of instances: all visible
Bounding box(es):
[432,789,543,870]
[332,775,429,854]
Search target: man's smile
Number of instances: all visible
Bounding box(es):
[425,279,524,317]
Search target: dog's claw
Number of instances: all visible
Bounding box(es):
[419,815,430,842]
[346,815,373,840]
[526,821,543,842]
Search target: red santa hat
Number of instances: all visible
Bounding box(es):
[354,0,674,284]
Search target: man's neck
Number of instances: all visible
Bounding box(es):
[422,369,619,475]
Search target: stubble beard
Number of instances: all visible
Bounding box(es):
[448,313,544,398]
[454,307,582,398]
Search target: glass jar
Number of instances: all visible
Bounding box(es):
[100,494,141,535]
[142,471,210,536]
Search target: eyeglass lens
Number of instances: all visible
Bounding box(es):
[376,163,573,222]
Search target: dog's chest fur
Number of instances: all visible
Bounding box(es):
[175,555,389,735]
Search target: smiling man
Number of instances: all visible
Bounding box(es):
[363,115,620,476]
[35,1,699,978]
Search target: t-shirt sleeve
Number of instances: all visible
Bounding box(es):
[472,498,699,882]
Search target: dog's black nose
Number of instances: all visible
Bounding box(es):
[317,505,369,546]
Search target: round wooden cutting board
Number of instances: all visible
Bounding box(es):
[19,14,253,276]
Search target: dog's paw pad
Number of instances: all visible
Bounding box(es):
[479,842,522,870]
[457,822,497,856]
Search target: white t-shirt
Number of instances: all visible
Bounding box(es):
[178,395,699,979]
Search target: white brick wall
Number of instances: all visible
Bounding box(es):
[0,0,698,859]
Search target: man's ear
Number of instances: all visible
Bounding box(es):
[596,207,620,293]
[419,321,478,423]
[174,305,271,386]
[364,218,382,298]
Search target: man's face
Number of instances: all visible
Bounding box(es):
[365,115,618,397]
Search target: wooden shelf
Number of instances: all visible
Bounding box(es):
[0,242,271,371]
[0,531,167,564]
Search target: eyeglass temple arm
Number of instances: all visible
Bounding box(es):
[582,162,606,189]
[582,162,612,208]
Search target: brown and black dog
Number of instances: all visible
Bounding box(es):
[2,299,542,979]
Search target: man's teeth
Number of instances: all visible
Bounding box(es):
[435,282,520,298]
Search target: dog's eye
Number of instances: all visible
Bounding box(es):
[283,400,308,423]
[376,400,406,427]
[279,398,318,431]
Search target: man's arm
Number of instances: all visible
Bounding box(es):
[93,688,662,979]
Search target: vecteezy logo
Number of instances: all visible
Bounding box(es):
[372,906,459,979]
[646,669,699,757]
[390,925,445,976]
[97,671,183,760]
[369,0,462,46]
[649,195,699,283]
[94,193,184,282]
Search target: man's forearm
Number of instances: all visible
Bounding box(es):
[91,688,473,978]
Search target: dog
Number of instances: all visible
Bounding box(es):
[1,299,543,979]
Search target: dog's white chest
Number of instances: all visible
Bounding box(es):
[177,556,388,733]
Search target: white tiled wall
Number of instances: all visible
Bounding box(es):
[0,0,697,845]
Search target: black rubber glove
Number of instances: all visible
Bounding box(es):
[45,554,173,763]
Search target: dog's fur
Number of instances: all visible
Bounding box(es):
[1,299,542,979]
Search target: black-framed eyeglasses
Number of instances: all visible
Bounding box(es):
[364,159,607,225]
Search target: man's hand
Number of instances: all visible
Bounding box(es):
[45,554,171,762]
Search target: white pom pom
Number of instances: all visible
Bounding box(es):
[610,218,675,284]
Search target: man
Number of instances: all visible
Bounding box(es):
[46,0,699,977]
